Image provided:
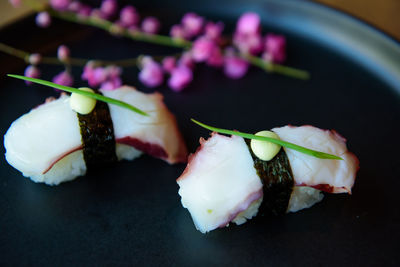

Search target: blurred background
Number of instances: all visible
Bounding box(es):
[1,0,399,40]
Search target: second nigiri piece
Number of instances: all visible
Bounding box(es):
[177,125,359,233]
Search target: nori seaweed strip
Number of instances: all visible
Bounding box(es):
[246,140,294,215]
[77,92,117,170]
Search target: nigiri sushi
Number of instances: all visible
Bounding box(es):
[4,86,187,185]
[177,125,359,233]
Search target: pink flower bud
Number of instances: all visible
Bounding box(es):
[101,77,122,90]
[105,65,122,79]
[119,6,140,27]
[263,33,286,63]
[233,32,263,55]
[207,47,224,67]
[91,8,107,19]
[82,63,107,87]
[181,12,204,38]
[224,56,249,79]
[236,12,261,36]
[9,0,21,8]
[127,24,139,33]
[141,17,161,34]
[24,65,41,85]
[57,45,70,62]
[28,53,41,65]
[168,65,193,92]
[50,0,71,11]
[191,37,216,62]
[67,1,81,12]
[100,0,118,19]
[138,58,164,88]
[77,5,92,17]
[36,12,51,28]
[52,71,74,87]
[170,24,186,39]
[204,21,224,41]
[162,56,176,73]
[178,52,195,69]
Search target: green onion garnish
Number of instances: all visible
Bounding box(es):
[7,74,148,116]
[191,119,343,160]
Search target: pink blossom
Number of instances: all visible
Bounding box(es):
[101,77,122,90]
[233,32,263,55]
[91,8,107,19]
[263,33,286,63]
[191,37,216,62]
[181,12,204,38]
[204,21,224,41]
[67,1,81,12]
[68,1,91,17]
[119,6,140,27]
[50,0,71,11]
[138,57,164,88]
[178,52,195,69]
[52,71,74,87]
[28,53,41,65]
[224,56,249,79]
[9,0,21,8]
[82,63,107,87]
[77,5,92,17]
[57,45,70,62]
[82,64,122,89]
[162,56,176,73]
[127,25,139,33]
[24,65,41,85]
[168,65,193,92]
[100,0,118,19]
[141,17,161,34]
[207,47,224,67]
[170,24,186,39]
[105,65,122,79]
[36,12,51,28]
[233,12,263,55]
[236,12,261,36]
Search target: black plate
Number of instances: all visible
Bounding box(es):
[1,0,399,265]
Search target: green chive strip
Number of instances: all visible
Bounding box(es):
[7,74,148,116]
[191,119,342,160]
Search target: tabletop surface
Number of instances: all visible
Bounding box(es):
[316,0,400,40]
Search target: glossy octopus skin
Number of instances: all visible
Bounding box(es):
[177,133,263,233]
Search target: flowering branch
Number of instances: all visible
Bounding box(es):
[6,0,310,92]
[47,8,309,80]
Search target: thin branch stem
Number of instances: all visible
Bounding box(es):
[41,56,87,66]
[242,54,310,80]
[0,43,30,62]
[48,10,192,49]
